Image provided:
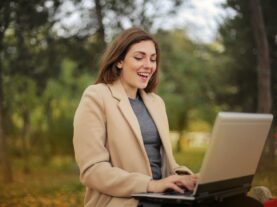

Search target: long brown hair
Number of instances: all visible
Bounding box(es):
[95,27,160,92]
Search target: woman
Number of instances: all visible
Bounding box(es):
[73,27,196,207]
[73,27,263,207]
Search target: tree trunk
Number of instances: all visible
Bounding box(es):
[41,99,52,164]
[0,68,13,183]
[248,0,272,113]
[176,110,187,153]
[22,109,30,174]
[248,0,274,162]
[176,131,183,153]
[94,0,106,48]
[0,0,13,183]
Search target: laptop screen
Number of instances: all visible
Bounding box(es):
[195,112,273,196]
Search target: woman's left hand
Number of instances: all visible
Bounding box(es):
[175,174,198,191]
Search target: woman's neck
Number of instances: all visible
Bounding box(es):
[125,88,138,99]
[120,80,138,99]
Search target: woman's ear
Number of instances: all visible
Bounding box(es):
[116,61,123,69]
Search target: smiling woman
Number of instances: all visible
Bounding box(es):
[73,27,195,207]
[116,40,157,99]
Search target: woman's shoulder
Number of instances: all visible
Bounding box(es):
[83,83,109,95]
[79,83,111,103]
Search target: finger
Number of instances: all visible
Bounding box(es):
[170,175,196,190]
[194,173,200,178]
[174,181,192,191]
[188,175,198,183]
[191,175,198,180]
[167,183,184,193]
[191,177,198,183]
[179,179,195,190]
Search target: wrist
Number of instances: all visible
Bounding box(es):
[147,179,155,193]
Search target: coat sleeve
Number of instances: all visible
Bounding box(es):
[73,86,151,197]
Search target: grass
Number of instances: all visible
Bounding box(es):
[0,150,276,207]
[0,156,83,207]
[174,147,206,172]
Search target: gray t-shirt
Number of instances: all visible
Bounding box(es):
[129,95,162,180]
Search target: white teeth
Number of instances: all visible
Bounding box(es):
[137,72,149,77]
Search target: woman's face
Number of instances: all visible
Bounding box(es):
[117,40,157,98]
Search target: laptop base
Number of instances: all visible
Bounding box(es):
[137,194,262,207]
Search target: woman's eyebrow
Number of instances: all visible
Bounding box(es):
[134,51,156,56]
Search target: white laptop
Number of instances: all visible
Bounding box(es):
[132,112,273,204]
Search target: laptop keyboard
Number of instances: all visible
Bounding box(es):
[163,189,193,196]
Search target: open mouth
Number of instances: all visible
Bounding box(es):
[137,72,150,79]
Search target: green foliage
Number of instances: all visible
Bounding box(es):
[3,75,36,132]
[174,147,206,172]
[218,1,258,112]
[32,58,93,156]
[218,0,277,115]
[3,57,92,158]
[156,29,220,130]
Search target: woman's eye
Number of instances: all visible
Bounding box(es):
[134,57,143,60]
[150,59,156,62]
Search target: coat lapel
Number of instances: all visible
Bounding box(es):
[108,80,173,175]
[107,80,146,152]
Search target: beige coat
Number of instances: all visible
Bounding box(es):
[73,80,192,207]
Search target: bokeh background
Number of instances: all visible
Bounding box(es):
[0,0,276,206]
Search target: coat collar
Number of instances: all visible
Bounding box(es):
[107,80,151,145]
[107,80,149,168]
[107,79,126,101]
[107,79,155,103]
[107,79,171,173]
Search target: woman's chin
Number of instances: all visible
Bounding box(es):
[137,83,148,90]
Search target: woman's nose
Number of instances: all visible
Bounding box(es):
[143,58,154,68]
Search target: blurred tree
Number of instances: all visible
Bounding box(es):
[218,0,276,162]
[0,0,13,183]
[94,0,106,48]
[38,59,92,156]
[248,0,275,163]
[218,1,258,112]
[156,29,220,151]
[248,0,271,113]
[1,0,62,175]
[262,0,277,162]
[4,76,37,174]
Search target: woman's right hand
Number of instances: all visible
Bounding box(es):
[147,174,197,193]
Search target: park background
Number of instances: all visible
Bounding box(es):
[0,0,276,206]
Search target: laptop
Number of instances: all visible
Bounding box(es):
[132,112,273,204]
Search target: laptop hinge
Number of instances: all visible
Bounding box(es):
[197,186,250,202]
[243,183,251,188]
[214,187,249,202]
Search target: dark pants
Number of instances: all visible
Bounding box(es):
[138,195,263,207]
